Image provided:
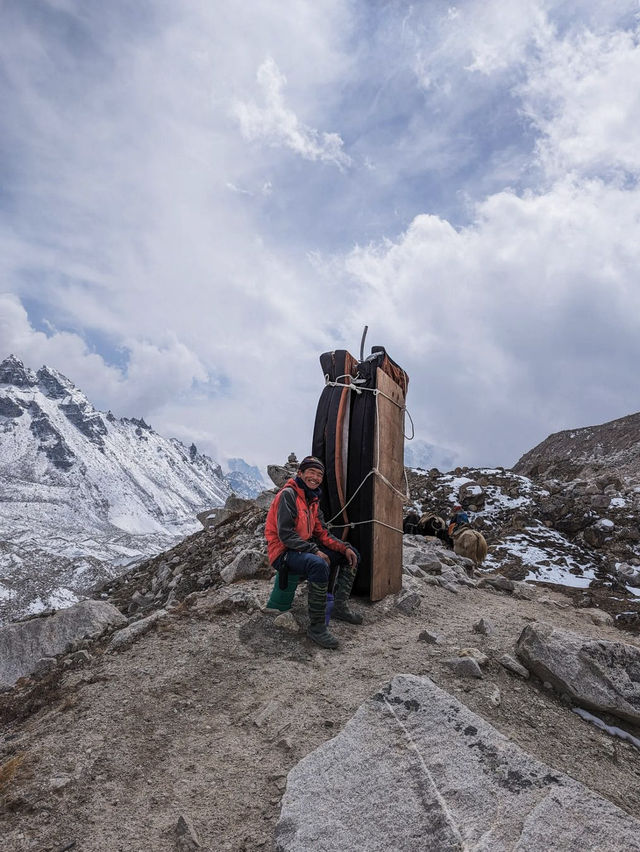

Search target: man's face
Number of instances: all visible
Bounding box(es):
[299,467,324,489]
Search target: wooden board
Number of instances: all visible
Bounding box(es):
[370,367,405,600]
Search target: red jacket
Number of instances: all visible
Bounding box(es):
[265,477,348,565]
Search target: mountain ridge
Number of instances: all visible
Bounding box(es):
[513,410,640,481]
[0,354,251,622]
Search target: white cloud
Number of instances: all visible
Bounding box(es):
[409,0,551,92]
[2,1,640,473]
[335,170,640,464]
[0,293,215,421]
[520,27,640,178]
[0,292,124,398]
[232,57,352,169]
[0,1,357,466]
[462,2,551,76]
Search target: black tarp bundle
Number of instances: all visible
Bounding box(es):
[312,346,409,596]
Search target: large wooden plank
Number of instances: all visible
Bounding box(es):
[370,367,405,600]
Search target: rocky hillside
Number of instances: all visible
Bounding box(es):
[406,462,640,608]
[513,411,640,481]
[0,355,234,623]
[512,412,640,586]
[1,486,640,850]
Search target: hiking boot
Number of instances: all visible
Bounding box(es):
[307,581,339,649]
[333,565,363,625]
[307,623,339,649]
[332,602,363,624]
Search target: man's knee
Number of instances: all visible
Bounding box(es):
[307,554,330,584]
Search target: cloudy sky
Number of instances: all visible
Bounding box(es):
[2,0,640,473]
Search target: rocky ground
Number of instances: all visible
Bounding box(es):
[2,548,640,851]
[3,458,640,850]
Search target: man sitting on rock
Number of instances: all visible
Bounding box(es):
[264,455,361,649]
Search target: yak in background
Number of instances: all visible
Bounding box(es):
[403,512,488,566]
[451,527,488,565]
[403,512,453,547]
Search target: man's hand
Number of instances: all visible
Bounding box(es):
[317,550,331,565]
[345,548,358,569]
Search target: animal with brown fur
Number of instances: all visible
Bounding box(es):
[418,513,453,546]
[451,526,488,565]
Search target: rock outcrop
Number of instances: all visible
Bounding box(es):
[513,411,640,482]
[0,354,37,387]
[0,600,126,689]
[516,622,640,725]
[267,453,299,488]
[276,674,640,851]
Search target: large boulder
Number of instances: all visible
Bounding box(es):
[108,609,168,650]
[616,563,640,588]
[224,493,255,513]
[516,622,640,725]
[196,507,223,530]
[0,600,126,689]
[267,464,296,488]
[255,488,278,510]
[197,494,256,530]
[220,548,269,584]
[276,675,640,851]
[458,480,485,510]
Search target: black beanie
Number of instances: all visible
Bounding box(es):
[298,455,325,474]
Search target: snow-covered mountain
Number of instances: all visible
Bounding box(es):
[404,438,459,472]
[225,457,266,499]
[0,354,233,623]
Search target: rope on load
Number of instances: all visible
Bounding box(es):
[324,380,411,534]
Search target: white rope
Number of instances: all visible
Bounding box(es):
[371,387,411,503]
[325,377,412,533]
[343,517,405,534]
[326,468,376,524]
[324,376,411,415]
[324,375,363,395]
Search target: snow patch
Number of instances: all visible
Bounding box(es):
[0,584,16,602]
[25,587,80,616]
[573,708,640,751]
[108,506,166,535]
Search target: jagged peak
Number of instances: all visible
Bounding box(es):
[36,365,77,399]
[124,416,152,431]
[0,354,38,387]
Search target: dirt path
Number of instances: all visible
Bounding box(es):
[2,576,640,851]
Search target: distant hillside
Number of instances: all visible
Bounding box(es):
[513,412,640,481]
[225,457,266,498]
[404,438,459,472]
